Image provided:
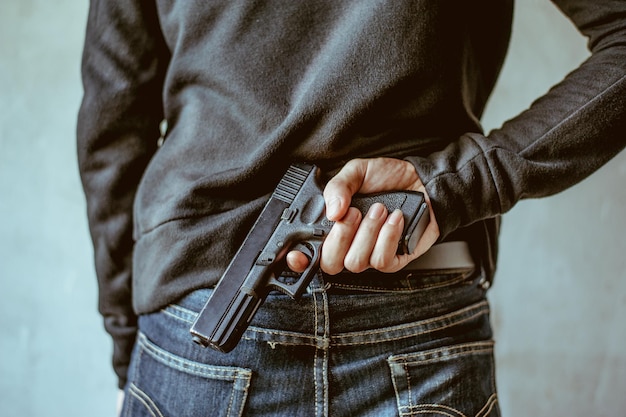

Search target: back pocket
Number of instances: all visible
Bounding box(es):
[123,332,252,417]
[387,341,498,417]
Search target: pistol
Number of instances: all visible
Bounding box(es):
[190,163,430,352]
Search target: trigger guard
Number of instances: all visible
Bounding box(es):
[290,242,314,260]
[269,243,321,299]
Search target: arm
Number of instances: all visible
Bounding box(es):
[407,0,626,239]
[77,0,169,388]
[315,0,625,274]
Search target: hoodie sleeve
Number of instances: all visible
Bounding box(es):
[76,0,169,388]
[407,0,626,239]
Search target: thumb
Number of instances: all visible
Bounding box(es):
[323,159,367,221]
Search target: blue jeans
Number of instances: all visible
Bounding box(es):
[121,269,499,416]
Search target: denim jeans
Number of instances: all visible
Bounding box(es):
[121,269,499,417]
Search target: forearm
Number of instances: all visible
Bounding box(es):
[77,0,169,388]
[408,1,626,238]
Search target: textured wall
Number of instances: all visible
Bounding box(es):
[1,1,624,416]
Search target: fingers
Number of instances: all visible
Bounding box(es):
[320,157,440,274]
[321,205,408,275]
[343,203,388,273]
[294,157,441,275]
[320,207,362,275]
[289,203,437,275]
[368,209,406,271]
[286,250,311,273]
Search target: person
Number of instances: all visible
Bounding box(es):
[77,1,626,416]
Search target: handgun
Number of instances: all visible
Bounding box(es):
[190,162,430,352]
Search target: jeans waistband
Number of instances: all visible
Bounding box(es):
[168,274,489,347]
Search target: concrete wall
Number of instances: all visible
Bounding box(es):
[1,1,624,416]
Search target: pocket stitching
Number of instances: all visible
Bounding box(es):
[132,332,252,417]
[161,304,195,324]
[138,332,253,384]
[398,403,466,417]
[388,341,498,417]
[389,341,495,365]
[476,393,498,417]
[127,382,165,417]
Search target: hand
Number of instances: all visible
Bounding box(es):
[286,157,440,274]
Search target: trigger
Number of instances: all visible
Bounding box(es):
[291,242,314,260]
[272,242,321,299]
[284,242,313,276]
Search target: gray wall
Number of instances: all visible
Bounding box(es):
[482,2,626,415]
[1,1,624,416]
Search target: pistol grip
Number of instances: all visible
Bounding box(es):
[351,191,429,255]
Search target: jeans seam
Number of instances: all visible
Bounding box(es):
[162,304,195,323]
[162,300,488,349]
[389,341,495,364]
[127,383,164,417]
[137,332,253,382]
[313,289,320,417]
[322,289,330,417]
[243,328,320,343]
[337,309,486,346]
[333,301,489,346]
[479,341,499,417]
[312,288,331,417]
[476,393,498,417]
[397,347,494,366]
[225,375,236,417]
[162,298,489,349]
[404,361,415,414]
[398,403,466,417]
